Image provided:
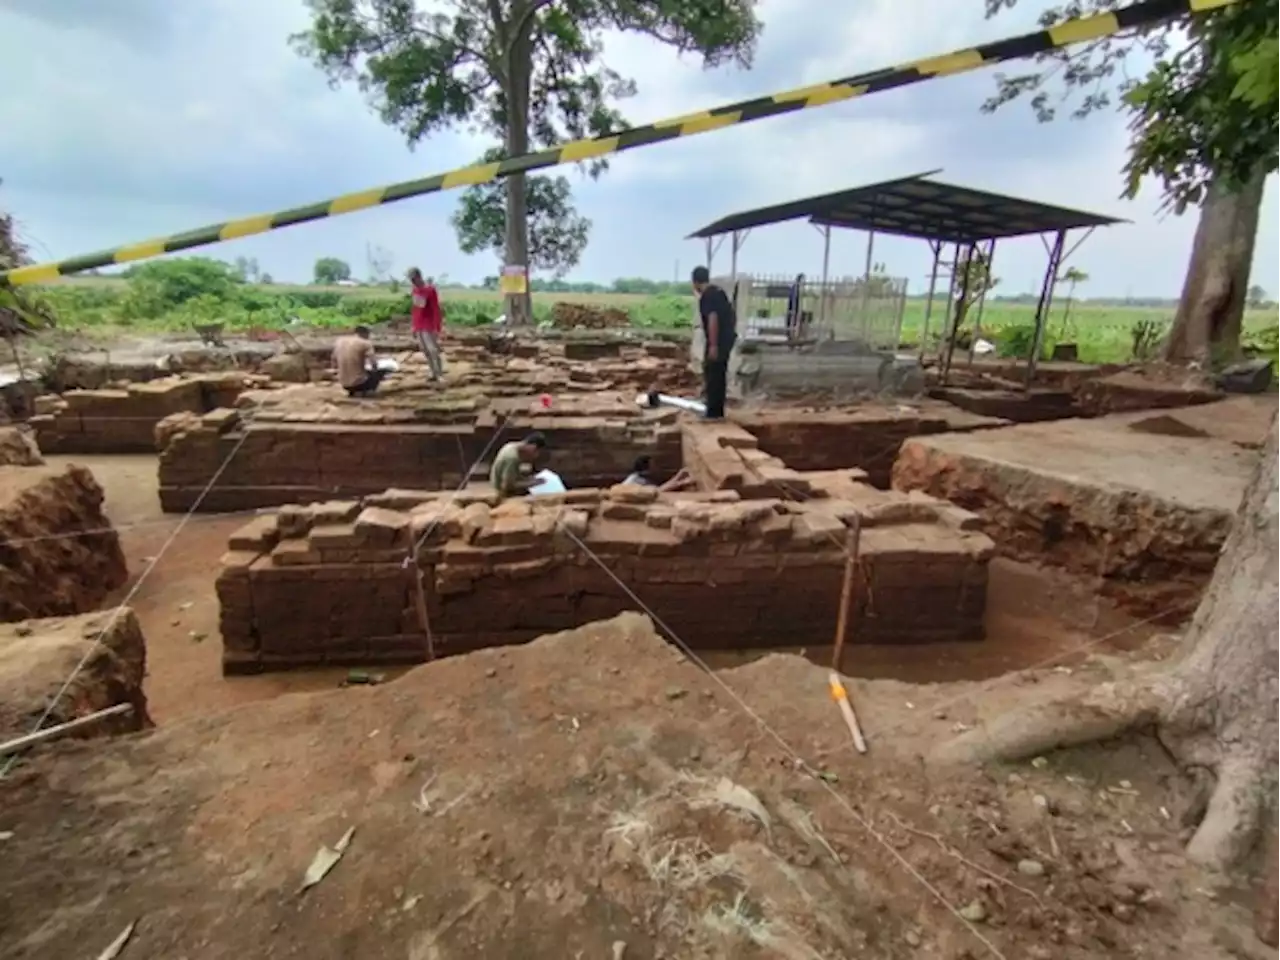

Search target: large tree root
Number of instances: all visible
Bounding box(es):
[938,410,1278,881]
[931,677,1166,767]
[932,670,1273,876]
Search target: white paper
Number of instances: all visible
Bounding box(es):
[528,469,566,495]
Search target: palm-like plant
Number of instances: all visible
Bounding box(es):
[1055,266,1089,339]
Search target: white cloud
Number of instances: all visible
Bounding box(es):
[0,0,1275,298]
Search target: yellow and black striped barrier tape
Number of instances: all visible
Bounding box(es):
[0,0,1238,287]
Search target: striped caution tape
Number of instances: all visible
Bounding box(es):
[0,0,1238,287]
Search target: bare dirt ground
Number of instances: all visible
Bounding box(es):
[47,453,1164,722]
[0,613,1264,960]
[42,454,353,722]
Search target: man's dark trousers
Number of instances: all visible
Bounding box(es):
[703,356,728,420]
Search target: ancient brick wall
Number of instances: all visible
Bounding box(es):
[218,480,993,673]
[159,401,684,513]
[728,404,1004,488]
[30,374,254,454]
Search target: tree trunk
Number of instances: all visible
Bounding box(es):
[936,410,1279,875]
[502,13,534,327]
[1163,167,1267,365]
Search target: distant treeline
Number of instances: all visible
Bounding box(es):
[478,274,1190,307]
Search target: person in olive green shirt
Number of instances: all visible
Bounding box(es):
[489,432,547,498]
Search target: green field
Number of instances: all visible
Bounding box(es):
[23,268,1280,366]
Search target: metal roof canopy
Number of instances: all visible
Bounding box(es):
[687,171,1125,245]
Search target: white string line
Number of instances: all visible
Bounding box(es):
[745,457,1199,744]
[0,423,259,779]
[2,420,526,551]
[0,506,279,549]
[538,515,1010,960]
[405,417,513,558]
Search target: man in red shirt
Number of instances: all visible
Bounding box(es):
[408,267,444,381]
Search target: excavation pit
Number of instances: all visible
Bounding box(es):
[732,402,1004,487]
[217,418,995,673]
[158,392,686,512]
[891,396,1274,621]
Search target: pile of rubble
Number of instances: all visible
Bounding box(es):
[549,302,630,330]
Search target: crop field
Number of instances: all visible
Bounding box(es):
[25,269,1280,366]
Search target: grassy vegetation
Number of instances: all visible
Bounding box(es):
[27,260,1280,365]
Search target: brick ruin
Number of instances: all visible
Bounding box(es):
[29,332,696,457]
[157,394,685,512]
[216,420,993,673]
[732,404,1003,488]
[30,373,255,453]
[930,360,1224,424]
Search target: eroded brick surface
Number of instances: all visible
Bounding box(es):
[159,397,685,513]
[30,374,257,454]
[218,475,993,673]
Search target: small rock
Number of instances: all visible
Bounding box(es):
[904,929,922,947]
[1006,772,1024,785]
[612,942,627,960]
[1111,903,1134,922]
[1017,859,1046,878]
[1031,794,1059,815]
[958,900,987,923]
[664,686,687,701]
[485,667,498,678]
[1030,756,1049,769]
[14,625,32,637]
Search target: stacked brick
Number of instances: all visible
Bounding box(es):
[29,374,256,454]
[217,478,993,674]
[733,404,1004,488]
[158,399,684,513]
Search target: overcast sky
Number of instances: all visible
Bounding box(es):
[1,0,1275,298]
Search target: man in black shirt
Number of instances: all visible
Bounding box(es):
[691,266,736,420]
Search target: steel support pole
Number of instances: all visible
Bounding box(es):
[819,225,832,326]
[967,238,997,364]
[941,241,978,385]
[1027,229,1067,387]
[918,240,942,360]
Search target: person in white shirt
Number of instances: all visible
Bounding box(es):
[622,455,695,492]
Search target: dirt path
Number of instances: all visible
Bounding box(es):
[44,455,351,723]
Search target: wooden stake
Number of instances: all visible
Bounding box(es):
[0,703,134,758]
[828,672,867,754]
[831,521,861,673]
[408,546,436,661]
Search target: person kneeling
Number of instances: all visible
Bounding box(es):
[622,455,695,492]
[490,432,548,499]
[333,325,385,398]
